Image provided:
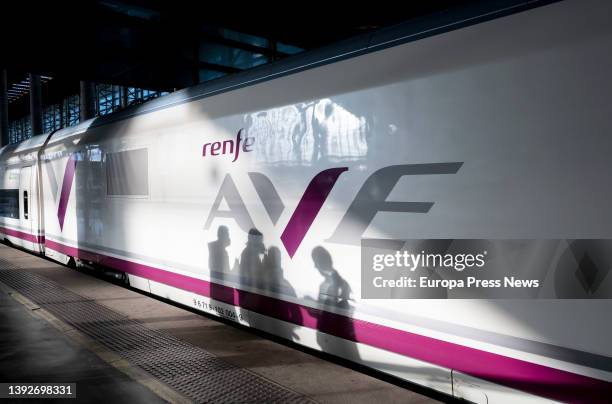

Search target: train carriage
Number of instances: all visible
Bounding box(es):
[1,1,611,402]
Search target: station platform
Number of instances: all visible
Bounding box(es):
[0,244,446,404]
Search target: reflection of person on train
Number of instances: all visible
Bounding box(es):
[208,225,230,276]
[262,246,303,340]
[239,228,266,289]
[311,102,333,163]
[208,226,232,305]
[262,247,291,295]
[305,246,359,359]
[291,102,313,161]
[311,246,351,307]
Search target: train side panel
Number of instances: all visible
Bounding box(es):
[0,136,47,253]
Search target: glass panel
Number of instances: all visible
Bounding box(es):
[219,28,269,48]
[8,83,169,144]
[277,42,304,55]
[0,189,20,219]
[199,70,226,83]
[8,117,31,144]
[200,43,269,71]
[97,84,122,116]
[43,104,61,133]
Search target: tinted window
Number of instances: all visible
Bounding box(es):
[0,189,19,219]
[106,148,149,196]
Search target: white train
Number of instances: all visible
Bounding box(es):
[1,0,611,402]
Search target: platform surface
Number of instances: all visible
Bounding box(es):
[0,287,167,403]
[0,244,443,403]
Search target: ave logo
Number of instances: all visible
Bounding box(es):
[204,162,463,257]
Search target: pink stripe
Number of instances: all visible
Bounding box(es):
[43,238,612,403]
[0,226,44,244]
[57,155,77,231]
[280,167,348,257]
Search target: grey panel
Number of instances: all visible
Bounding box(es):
[106,148,149,196]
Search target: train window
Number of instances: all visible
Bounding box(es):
[106,148,149,196]
[0,189,20,219]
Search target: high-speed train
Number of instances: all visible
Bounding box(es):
[1,0,611,402]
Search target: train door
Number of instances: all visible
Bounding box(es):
[19,166,38,251]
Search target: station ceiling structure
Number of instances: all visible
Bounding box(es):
[1,0,537,143]
[1,1,465,101]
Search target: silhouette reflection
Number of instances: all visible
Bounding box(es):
[311,103,333,163]
[239,228,265,288]
[205,229,359,347]
[262,246,303,340]
[236,228,265,309]
[208,225,233,305]
[307,246,359,360]
[208,225,231,275]
[291,102,314,162]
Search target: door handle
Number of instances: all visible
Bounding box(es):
[23,190,28,220]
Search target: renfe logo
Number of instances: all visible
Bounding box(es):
[202,129,255,162]
[204,162,464,257]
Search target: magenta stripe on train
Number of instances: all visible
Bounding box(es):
[0,227,45,244]
[57,155,77,231]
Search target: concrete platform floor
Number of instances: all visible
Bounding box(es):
[0,244,445,404]
[0,289,166,403]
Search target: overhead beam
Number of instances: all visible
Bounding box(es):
[200,34,290,59]
[199,61,243,74]
[0,70,8,146]
[80,81,96,122]
[29,73,42,136]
